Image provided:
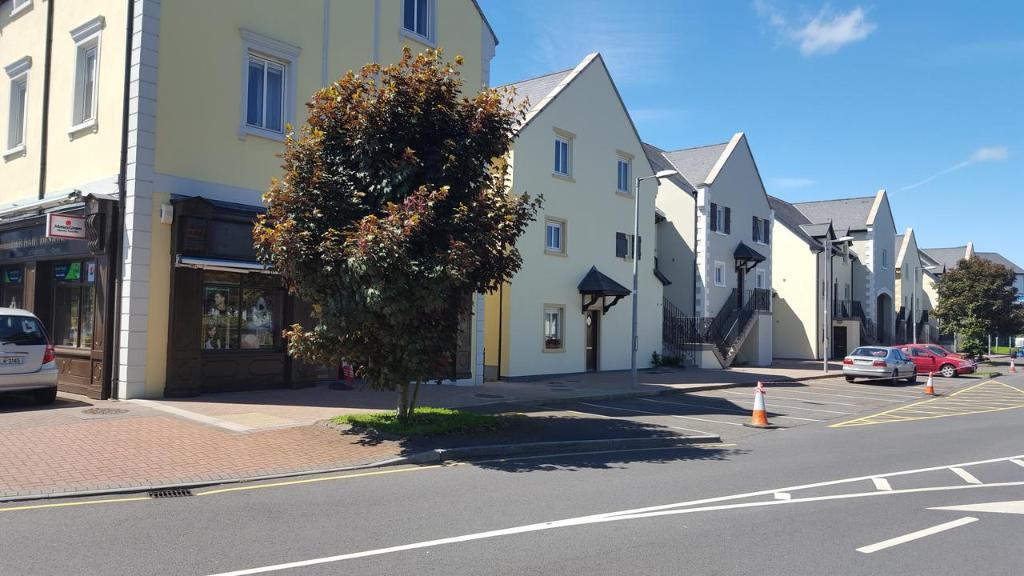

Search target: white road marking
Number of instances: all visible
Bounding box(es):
[1011,459,1024,468]
[855,517,978,554]
[554,408,714,436]
[949,467,983,485]
[806,382,922,399]
[872,477,893,491]
[931,500,1024,515]
[578,402,743,427]
[716,389,863,407]
[206,455,1024,575]
[129,399,254,432]
[639,397,822,422]
[773,492,792,500]
[207,481,1024,576]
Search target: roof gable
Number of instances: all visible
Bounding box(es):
[895,228,918,269]
[976,252,1024,274]
[921,246,971,272]
[792,195,876,232]
[662,143,728,187]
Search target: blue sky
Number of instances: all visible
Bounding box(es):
[478,0,1023,264]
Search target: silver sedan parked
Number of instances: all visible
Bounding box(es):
[842,346,917,384]
[0,309,58,404]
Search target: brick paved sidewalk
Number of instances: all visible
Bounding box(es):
[0,395,402,501]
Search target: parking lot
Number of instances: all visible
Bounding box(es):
[524,374,981,443]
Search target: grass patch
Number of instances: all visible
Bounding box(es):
[332,407,509,438]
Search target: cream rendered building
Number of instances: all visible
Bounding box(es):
[768,195,859,360]
[483,53,662,379]
[0,0,498,398]
[645,134,774,368]
[895,229,933,343]
[790,190,898,345]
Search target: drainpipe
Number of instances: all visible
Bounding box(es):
[110,0,136,399]
[691,188,698,318]
[37,0,55,199]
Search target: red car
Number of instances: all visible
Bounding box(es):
[897,344,975,378]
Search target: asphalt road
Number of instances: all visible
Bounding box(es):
[2,373,1022,576]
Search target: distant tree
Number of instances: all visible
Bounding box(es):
[933,257,1024,358]
[255,49,539,419]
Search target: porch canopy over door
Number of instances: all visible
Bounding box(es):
[577,266,630,314]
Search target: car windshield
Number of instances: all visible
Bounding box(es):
[0,315,47,346]
[926,346,949,356]
[851,347,887,358]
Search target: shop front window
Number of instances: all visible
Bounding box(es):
[202,271,281,351]
[52,260,95,348]
[1,267,24,309]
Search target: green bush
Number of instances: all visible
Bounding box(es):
[331,407,508,437]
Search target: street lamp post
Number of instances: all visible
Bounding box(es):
[631,169,679,389]
[823,235,854,373]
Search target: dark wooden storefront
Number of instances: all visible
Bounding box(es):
[0,195,119,399]
[164,197,326,397]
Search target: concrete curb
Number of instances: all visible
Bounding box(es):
[0,435,721,505]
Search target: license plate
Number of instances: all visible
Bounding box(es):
[0,356,24,365]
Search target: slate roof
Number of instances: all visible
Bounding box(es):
[921,246,970,272]
[768,195,824,251]
[500,68,574,114]
[734,242,767,263]
[662,143,729,187]
[577,266,630,296]
[792,196,876,233]
[976,252,1024,274]
[641,142,696,193]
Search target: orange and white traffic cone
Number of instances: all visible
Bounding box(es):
[1011,358,1017,374]
[343,362,355,383]
[924,372,936,396]
[743,381,777,429]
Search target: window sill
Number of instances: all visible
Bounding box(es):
[615,190,634,198]
[2,145,26,161]
[9,1,32,19]
[68,119,98,140]
[713,283,727,288]
[712,230,729,237]
[542,347,565,354]
[239,124,286,142]
[399,28,436,47]
[545,249,567,257]
[551,172,575,183]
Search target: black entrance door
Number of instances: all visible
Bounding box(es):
[585,311,599,371]
[833,326,848,359]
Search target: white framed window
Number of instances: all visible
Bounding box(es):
[615,232,640,260]
[709,202,730,235]
[616,157,631,193]
[4,56,31,158]
[714,261,726,287]
[545,218,565,254]
[755,269,766,289]
[554,137,570,176]
[543,305,564,351]
[752,216,770,244]
[10,0,32,17]
[402,0,436,43]
[239,29,301,142]
[69,16,104,138]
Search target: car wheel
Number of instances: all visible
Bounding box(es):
[34,388,57,405]
[940,364,957,378]
[889,370,899,385]
[906,370,917,384]
[845,376,855,383]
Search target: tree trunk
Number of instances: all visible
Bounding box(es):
[409,378,422,416]
[397,382,410,421]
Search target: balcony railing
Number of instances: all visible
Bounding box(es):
[832,300,864,320]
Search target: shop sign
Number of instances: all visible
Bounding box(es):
[0,224,89,261]
[46,213,87,240]
[3,268,22,284]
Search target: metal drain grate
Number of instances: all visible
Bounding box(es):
[82,407,129,415]
[148,488,193,499]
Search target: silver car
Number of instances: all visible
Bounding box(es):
[842,346,917,385]
[0,308,58,404]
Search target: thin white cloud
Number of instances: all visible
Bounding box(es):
[900,146,1009,191]
[755,2,877,56]
[770,177,817,190]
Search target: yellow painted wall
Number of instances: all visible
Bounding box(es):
[482,282,510,378]
[44,0,127,193]
[656,179,695,314]
[154,0,486,196]
[144,190,171,397]
[771,223,819,359]
[501,57,661,376]
[0,0,47,202]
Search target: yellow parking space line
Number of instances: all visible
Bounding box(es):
[0,496,150,514]
[830,379,1024,427]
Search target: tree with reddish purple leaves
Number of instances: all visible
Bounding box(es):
[255,49,539,420]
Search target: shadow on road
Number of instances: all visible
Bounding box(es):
[466,444,747,473]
